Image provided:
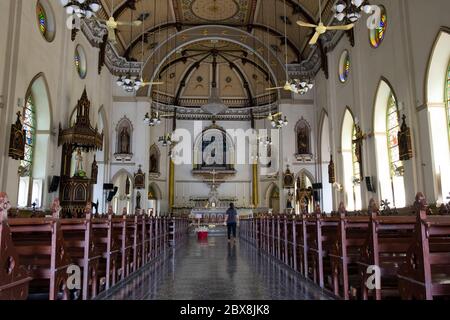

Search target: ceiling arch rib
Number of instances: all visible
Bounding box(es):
[123,23,302,63]
[140,26,287,97]
[173,52,212,105]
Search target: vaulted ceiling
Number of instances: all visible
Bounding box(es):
[97,0,336,103]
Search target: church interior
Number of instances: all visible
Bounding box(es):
[0,0,450,302]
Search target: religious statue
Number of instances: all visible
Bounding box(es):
[283,165,295,189]
[297,126,310,155]
[119,127,130,154]
[398,114,413,161]
[150,154,158,173]
[91,155,98,184]
[352,124,366,178]
[9,111,25,160]
[0,192,12,222]
[74,148,86,178]
[51,198,62,219]
[328,154,336,184]
[136,191,141,210]
[134,165,145,189]
[286,190,294,209]
[122,207,128,216]
[107,205,114,216]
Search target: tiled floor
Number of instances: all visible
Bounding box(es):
[98,231,332,300]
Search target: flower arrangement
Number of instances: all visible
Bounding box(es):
[195,226,209,233]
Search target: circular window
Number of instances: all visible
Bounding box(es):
[75,45,87,79]
[338,50,351,83]
[369,5,387,48]
[36,0,55,42]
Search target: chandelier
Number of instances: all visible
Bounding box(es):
[59,0,101,18]
[334,0,372,23]
[158,134,173,147]
[116,75,143,93]
[143,111,161,127]
[268,112,288,129]
[201,87,228,116]
[292,78,314,95]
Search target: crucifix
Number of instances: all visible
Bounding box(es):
[352,124,366,178]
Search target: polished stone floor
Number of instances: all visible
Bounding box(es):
[98,231,332,300]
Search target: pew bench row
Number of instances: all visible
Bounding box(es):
[0,210,189,300]
[240,193,450,300]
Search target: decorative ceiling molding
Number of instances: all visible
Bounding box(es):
[151,101,279,121]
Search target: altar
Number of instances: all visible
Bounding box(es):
[191,208,227,224]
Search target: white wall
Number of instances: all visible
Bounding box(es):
[0,0,113,208]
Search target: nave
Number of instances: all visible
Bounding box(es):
[97,231,330,301]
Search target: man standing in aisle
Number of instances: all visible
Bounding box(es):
[225,203,238,242]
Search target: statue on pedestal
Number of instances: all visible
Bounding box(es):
[0,192,12,222]
[74,148,86,178]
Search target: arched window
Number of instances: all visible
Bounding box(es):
[36,0,55,42]
[17,74,51,208]
[295,118,311,155]
[18,96,36,207]
[374,80,406,208]
[369,5,387,48]
[425,30,450,202]
[447,60,450,139]
[342,109,361,210]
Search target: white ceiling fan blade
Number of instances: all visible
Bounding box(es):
[309,32,320,45]
[326,23,355,31]
[143,82,164,86]
[116,20,142,27]
[296,20,318,28]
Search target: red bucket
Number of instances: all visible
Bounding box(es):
[197,231,208,241]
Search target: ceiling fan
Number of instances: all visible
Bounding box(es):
[95,0,142,45]
[297,0,354,45]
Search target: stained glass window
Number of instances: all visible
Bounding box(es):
[75,45,87,79]
[19,95,36,178]
[370,5,387,48]
[339,50,350,83]
[387,93,403,176]
[36,2,47,38]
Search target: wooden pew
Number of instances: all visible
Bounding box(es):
[59,205,102,300]
[8,216,72,300]
[357,199,416,300]
[91,211,120,291]
[295,212,308,277]
[329,203,369,300]
[398,193,450,300]
[0,192,32,299]
[305,205,339,290]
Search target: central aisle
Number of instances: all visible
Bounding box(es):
[99,231,332,300]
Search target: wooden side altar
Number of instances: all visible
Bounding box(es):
[58,89,103,217]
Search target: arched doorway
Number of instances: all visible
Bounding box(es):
[111,169,134,214]
[148,183,162,217]
[266,183,280,214]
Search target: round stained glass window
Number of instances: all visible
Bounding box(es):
[338,50,350,83]
[75,45,87,79]
[369,5,387,48]
[36,0,55,42]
